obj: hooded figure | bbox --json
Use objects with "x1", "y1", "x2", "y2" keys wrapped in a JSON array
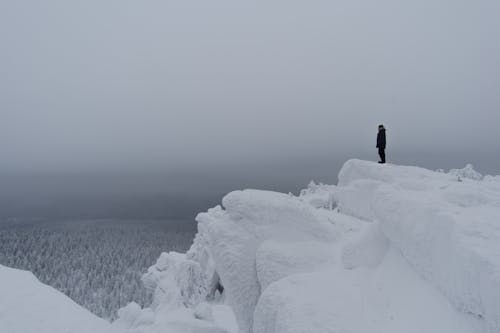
[{"x1": 376, "y1": 125, "x2": 386, "y2": 164}]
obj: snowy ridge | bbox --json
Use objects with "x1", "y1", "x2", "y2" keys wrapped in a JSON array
[
  {"x1": 115, "y1": 160, "x2": 498, "y2": 333},
  {"x1": 337, "y1": 159, "x2": 500, "y2": 331},
  {"x1": 196, "y1": 190, "x2": 339, "y2": 333},
  {"x1": 2, "y1": 160, "x2": 499, "y2": 333}
]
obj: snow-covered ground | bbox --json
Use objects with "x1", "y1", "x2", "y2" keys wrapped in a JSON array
[
  {"x1": 2, "y1": 160, "x2": 499, "y2": 333},
  {"x1": 0, "y1": 265, "x2": 111, "y2": 333}
]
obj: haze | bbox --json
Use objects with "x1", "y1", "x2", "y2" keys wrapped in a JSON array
[{"x1": 1, "y1": 1, "x2": 499, "y2": 219}]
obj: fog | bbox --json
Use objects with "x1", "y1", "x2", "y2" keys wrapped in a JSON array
[{"x1": 1, "y1": 1, "x2": 499, "y2": 220}]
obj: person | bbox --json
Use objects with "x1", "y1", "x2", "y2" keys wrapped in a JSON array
[{"x1": 376, "y1": 124, "x2": 386, "y2": 164}]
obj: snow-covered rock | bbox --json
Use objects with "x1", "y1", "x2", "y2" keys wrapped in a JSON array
[
  {"x1": 341, "y1": 221, "x2": 389, "y2": 270},
  {"x1": 12, "y1": 158, "x2": 496, "y2": 333},
  {"x1": 449, "y1": 164, "x2": 484, "y2": 181},
  {"x1": 180, "y1": 159, "x2": 499, "y2": 333},
  {"x1": 142, "y1": 251, "x2": 207, "y2": 311},
  {"x1": 337, "y1": 159, "x2": 500, "y2": 332},
  {"x1": 114, "y1": 302, "x2": 155, "y2": 330},
  {"x1": 253, "y1": 249, "x2": 481, "y2": 333},
  {"x1": 114, "y1": 300, "x2": 236, "y2": 333},
  {"x1": 256, "y1": 240, "x2": 336, "y2": 290},
  {"x1": 0, "y1": 264, "x2": 111, "y2": 333},
  {"x1": 182, "y1": 166, "x2": 497, "y2": 333},
  {"x1": 115, "y1": 249, "x2": 236, "y2": 333},
  {"x1": 196, "y1": 190, "x2": 339, "y2": 333},
  {"x1": 298, "y1": 181, "x2": 337, "y2": 210}
]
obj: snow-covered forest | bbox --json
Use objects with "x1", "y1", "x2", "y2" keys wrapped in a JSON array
[{"x1": 0, "y1": 219, "x2": 194, "y2": 319}]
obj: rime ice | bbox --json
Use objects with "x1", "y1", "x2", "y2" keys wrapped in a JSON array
[{"x1": 2, "y1": 160, "x2": 499, "y2": 333}]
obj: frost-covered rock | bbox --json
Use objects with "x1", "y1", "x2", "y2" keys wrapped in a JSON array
[
  {"x1": 253, "y1": 269, "x2": 364, "y2": 333},
  {"x1": 130, "y1": 307, "x2": 229, "y2": 333},
  {"x1": 483, "y1": 175, "x2": 499, "y2": 182},
  {"x1": 142, "y1": 251, "x2": 206, "y2": 311},
  {"x1": 186, "y1": 221, "x2": 222, "y2": 300},
  {"x1": 112, "y1": 159, "x2": 499, "y2": 333},
  {"x1": 341, "y1": 222, "x2": 389, "y2": 270},
  {"x1": 114, "y1": 302, "x2": 155, "y2": 330},
  {"x1": 196, "y1": 190, "x2": 338, "y2": 333},
  {"x1": 256, "y1": 240, "x2": 336, "y2": 290},
  {"x1": 253, "y1": 248, "x2": 481, "y2": 333},
  {"x1": 298, "y1": 181, "x2": 337, "y2": 210},
  {"x1": 337, "y1": 159, "x2": 500, "y2": 332},
  {"x1": 113, "y1": 251, "x2": 231, "y2": 333},
  {"x1": 449, "y1": 164, "x2": 483, "y2": 181},
  {"x1": 194, "y1": 302, "x2": 214, "y2": 321},
  {"x1": 114, "y1": 299, "x2": 235, "y2": 333},
  {"x1": 114, "y1": 217, "x2": 236, "y2": 333}
]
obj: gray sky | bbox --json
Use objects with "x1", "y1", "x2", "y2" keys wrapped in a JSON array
[{"x1": 2, "y1": 0, "x2": 500, "y2": 174}]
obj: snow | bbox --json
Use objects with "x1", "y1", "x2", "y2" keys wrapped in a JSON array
[
  {"x1": 449, "y1": 164, "x2": 484, "y2": 181},
  {"x1": 189, "y1": 160, "x2": 496, "y2": 333},
  {"x1": 256, "y1": 240, "x2": 337, "y2": 290},
  {"x1": 113, "y1": 249, "x2": 236, "y2": 333},
  {"x1": 340, "y1": 221, "x2": 389, "y2": 270},
  {"x1": 254, "y1": 249, "x2": 481, "y2": 333},
  {"x1": 141, "y1": 251, "x2": 207, "y2": 311},
  {"x1": 0, "y1": 264, "x2": 111, "y2": 333},
  {"x1": 337, "y1": 160, "x2": 500, "y2": 332},
  {"x1": 3, "y1": 159, "x2": 500, "y2": 333},
  {"x1": 196, "y1": 190, "x2": 338, "y2": 333}
]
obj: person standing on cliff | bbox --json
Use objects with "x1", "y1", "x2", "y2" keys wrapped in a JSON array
[{"x1": 377, "y1": 124, "x2": 386, "y2": 164}]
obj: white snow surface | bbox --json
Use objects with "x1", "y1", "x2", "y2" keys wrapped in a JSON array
[
  {"x1": 195, "y1": 190, "x2": 339, "y2": 333},
  {"x1": 336, "y1": 160, "x2": 500, "y2": 332},
  {"x1": 187, "y1": 160, "x2": 496, "y2": 333},
  {"x1": 449, "y1": 164, "x2": 484, "y2": 181},
  {"x1": 3, "y1": 159, "x2": 499, "y2": 333},
  {"x1": 0, "y1": 264, "x2": 111, "y2": 333},
  {"x1": 113, "y1": 250, "x2": 237, "y2": 333}
]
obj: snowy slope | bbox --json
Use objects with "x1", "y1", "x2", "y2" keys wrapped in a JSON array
[
  {"x1": 0, "y1": 265, "x2": 111, "y2": 333},
  {"x1": 138, "y1": 159, "x2": 496, "y2": 333}
]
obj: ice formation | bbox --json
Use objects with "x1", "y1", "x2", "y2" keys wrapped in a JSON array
[
  {"x1": 449, "y1": 164, "x2": 484, "y2": 181},
  {"x1": 133, "y1": 160, "x2": 496, "y2": 333},
  {"x1": 186, "y1": 160, "x2": 496, "y2": 333},
  {"x1": 195, "y1": 190, "x2": 339, "y2": 333},
  {"x1": 2, "y1": 160, "x2": 499, "y2": 333},
  {"x1": 337, "y1": 160, "x2": 500, "y2": 331},
  {"x1": 113, "y1": 249, "x2": 237, "y2": 333}
]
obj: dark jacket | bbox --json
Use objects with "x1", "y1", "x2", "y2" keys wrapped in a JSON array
[{"x1": 377, "y1": 129, "x2": 386, "y2": 149}]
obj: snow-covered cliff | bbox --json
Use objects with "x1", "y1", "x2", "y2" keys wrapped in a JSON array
[
  {"x1": 336, "y1": 160, "x2": 500, "y2": 331},
  {"x1": 2, "y1": 160, "x2": 499, "y2": 333},
  {"x1": 130, "y1": 160, "x2": 498, "y2": 333}
]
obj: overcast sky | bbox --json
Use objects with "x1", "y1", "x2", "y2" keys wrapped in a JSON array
[{"x1": 1, "y1": 0, "x2": 500, "y2": 174}]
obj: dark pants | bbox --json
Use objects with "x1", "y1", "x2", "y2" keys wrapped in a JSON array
[{"x1": 378, "y1": 148, "x2": 386, "y2": 163}]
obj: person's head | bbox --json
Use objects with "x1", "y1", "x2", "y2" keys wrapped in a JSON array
[{"x1": 378, "y1": 124, "x2": 385, "y2": 131}]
